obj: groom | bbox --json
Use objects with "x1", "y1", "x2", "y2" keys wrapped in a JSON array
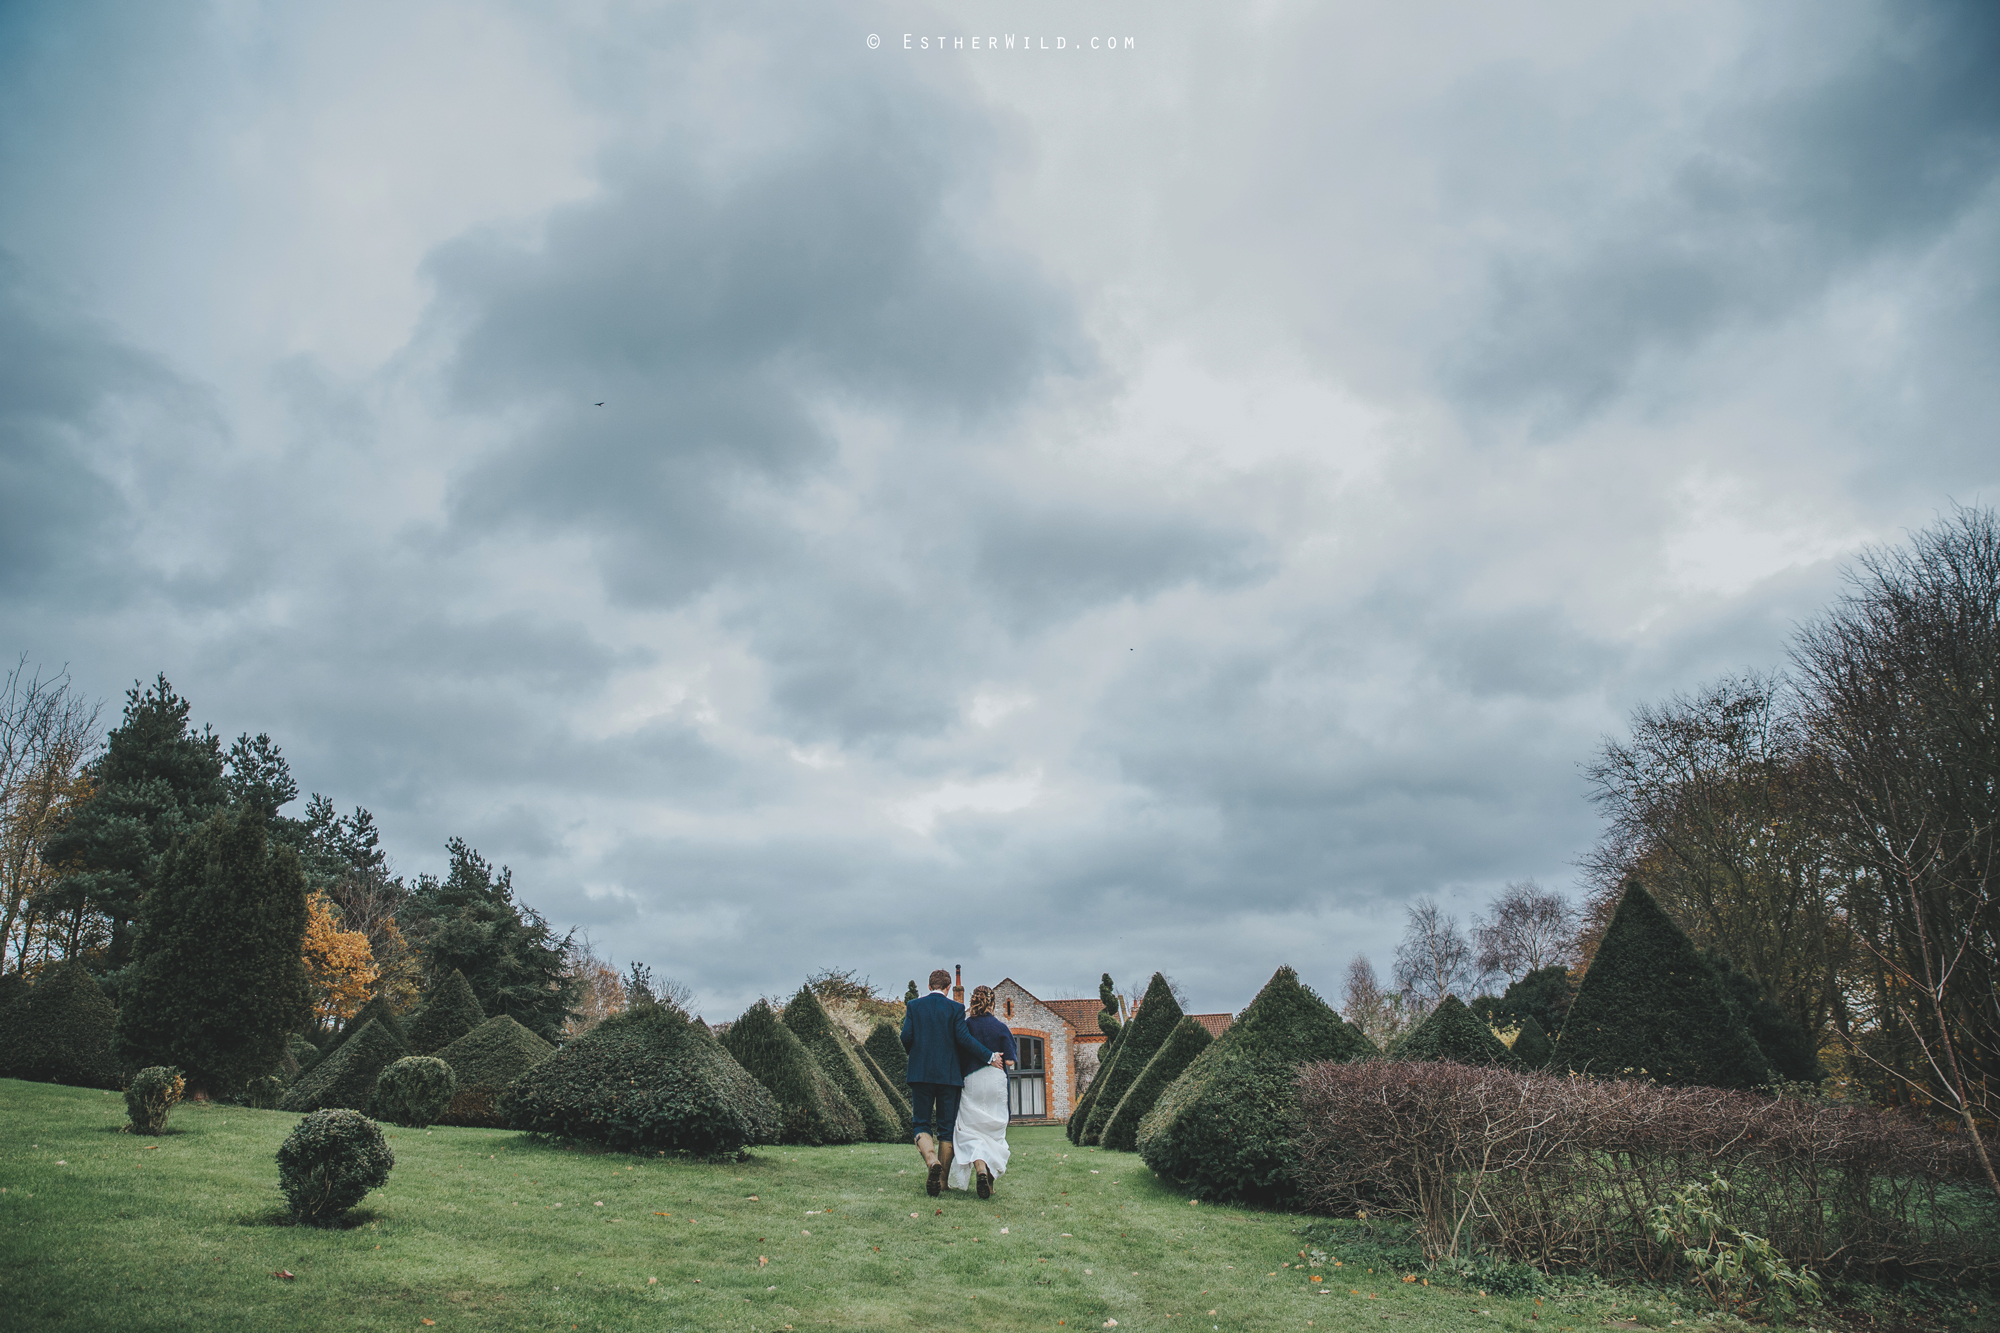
[{"x1": 901, "y1": 968, "x2": 1002, "y2": 1197}]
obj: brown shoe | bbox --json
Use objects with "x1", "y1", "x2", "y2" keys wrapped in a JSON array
[
  {"x1": 926, "y1": 1162, "x2": 944, "y2": 1197},
  {"x1": 975, "y1": 1166, "x2": 993, "y2": 1199}
]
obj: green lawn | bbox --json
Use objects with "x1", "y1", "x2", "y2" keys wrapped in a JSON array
[{"x1": 0, "y1": 1077, "x2": 1955, "y2": 1332}]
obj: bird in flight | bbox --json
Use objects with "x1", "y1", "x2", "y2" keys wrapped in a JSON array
[{"x1": 595, "y1": 401, "x2": 605, "y2": 407}]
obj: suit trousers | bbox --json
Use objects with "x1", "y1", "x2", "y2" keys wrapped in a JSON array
[{"x1": 907, "y1": 1081, "x2": 962, "y2": 1142}]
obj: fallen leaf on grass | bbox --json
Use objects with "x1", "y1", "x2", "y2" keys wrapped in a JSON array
[
  {"x1": 652, "y1": 1212, "x2": 670, "y2": 1217},
  {"x1": 999, "y1": 1227, "x2": 1009, "y2": 1234},
  {"x1": 910, "y1": 1212, "x2": 919, "y2": 1218},
  {"x1": 143, "y1": 1145, "x2": 159, "y2": 1151},
  {"x1": 273, "y1": 1271, "x2": 294, "y2": 1280},
  {"x1": 760, "y1": 1256, "x2": 768, "y2": 1265},
  {"x1": 647, "y1": 1277, "x2": 658, "y2": 1285},
  {"x1": 422, "y1": 1322, "x2": 435, "y2": 1327}
]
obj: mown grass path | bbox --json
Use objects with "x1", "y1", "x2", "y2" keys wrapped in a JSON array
[{"x1": 3, "y1": 1077, "x2": 1619, "y2": 1331}]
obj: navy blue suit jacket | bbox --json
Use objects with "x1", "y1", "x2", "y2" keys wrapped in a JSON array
[{"x1": 900, "y1": 991, "x2": 993, "y2": 1087}]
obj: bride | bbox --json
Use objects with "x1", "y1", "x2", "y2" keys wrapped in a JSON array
[{"x1": 948, "y1": 984, "x2": 1017, "y2": 1199}]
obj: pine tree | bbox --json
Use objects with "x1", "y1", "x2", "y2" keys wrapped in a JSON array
[
  {"x1": 1100, "y1": 1015, "x2": 1213, "y2": 1151},
  {"x1": 115, "y1": 806, "x2": 311, "y2": 1094},
  {"x1": 1082, "y1": 973, "x2": 1183, "y2": 1144},
  {"x1": 781, "y1": 986, "x2": 904, "y2": 1142},
  {"x1": 406, "y1": 969, "x2": 486, "y2": 1055},
  {"x1": 40, "y1": 676, "x2": 226, "y2": 971},
  {"x1": 1396, "y1": 994, "x2": 1517, "y2": 1067},
  {"x1": 399, "y1": 838, "x2": 579, "y2": 1043},
  {"x1": 720, "y1": 1000, "x2": 864, "y2": 1145},
  {"x1": 1137, "y1": 966, "x2": 1370, "y2": 1205},
  {"x1": 1559, "y1": 881, "x2": 1772, "y2": 1090}
]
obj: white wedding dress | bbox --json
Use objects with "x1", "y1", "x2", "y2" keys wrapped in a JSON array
[{"x1": 947, "y1": 1064, "x2": 1011, "y2": 1191}]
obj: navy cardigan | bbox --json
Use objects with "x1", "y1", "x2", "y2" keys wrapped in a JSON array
[{"x1": 962, "y1": 1013, "x2": 1018, "y2": 1077}]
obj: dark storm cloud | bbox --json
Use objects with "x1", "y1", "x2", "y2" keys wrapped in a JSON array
[
  {"x1": 428, "y1": 75, "x2": 1091, "y2": 609},
  {"x1": 1447, "y1": 0, "x2": 2000, "y2": 418},
  {"x1": 0, "y1": 256, "x2": 178, "y2": 604}
]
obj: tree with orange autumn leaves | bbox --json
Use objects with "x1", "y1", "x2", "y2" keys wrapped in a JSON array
[{"x1": 301, "y1": 891, "x2": 376, "y2": 1025}]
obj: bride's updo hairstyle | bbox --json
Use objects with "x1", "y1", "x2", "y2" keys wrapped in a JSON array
[{"x1": 968, "y1": 985, "x2": 996, "y2": 1019}]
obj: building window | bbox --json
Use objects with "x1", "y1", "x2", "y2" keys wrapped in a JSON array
[
  {"x1": 1004, "y1": 998, "x2": 1014, "y2": 1019},
  {"x1": 1009, "y1": 1035, "x2": 1047, "y2": 1118}
]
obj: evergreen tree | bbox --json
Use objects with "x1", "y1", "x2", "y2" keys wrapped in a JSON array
[
  {"x1": 280, "y1": 1017, "x2": 407, "y2": 1112},
  {"x1": 904, "y1": 979, "x2": 919, "y2": 1002},
  {"x1": 40, "y1": 676, "x2": 225, "y2": 971},
  {"x1": 781, "y1": 985, "x2": 904, "y2": 1142},
  {"x1": 115, "y1": 806, "x2": 311, "y2": 1095},
  {"x1": 1137, "y1": 966, "x2": 1370, "y2": 1205},
  {"x1": 1509, "y1": 1014, "x2": 1554, "y2": 1068},
  {"x1": 1100, "y1": 1015, "x2": 1213, "y2": 1152},
  {"x1": 720, "y1": 1000, "x2": 864, "y2": 1145},
  {"x1": 400, "y1": 838, "x2": 579, "y2": 1043},
  {"x1": 864, "y1": 1020, "x2": 909, "y2": 1085},
  {"x1": 1560, "y1": 881, "x2": 1772, "y2": 1090},
  {"x1": 405, "y1": 969, "x2": 486, "y2": 1055},
  {"x1": 1395, "y1": 994, "x2": 1517, "y2": 1067},
  {"x1": 1082, "y1": 973, "x2": 1183, "y2": 1145}
]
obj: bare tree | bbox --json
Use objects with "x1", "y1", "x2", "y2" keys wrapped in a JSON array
[
  {"x1": 0, "y1": 658, "x2": 102, "y2": 974},
  {"x1": 1394, "y1": 897, "x2": 1476, "y2": 1017},
  {"x1": 1342, "y1": 953, "x2": 1414, "y2": 1050},
  {"x1": 1473, "y1": 880, "x2": 1580, "y2": 986},
  {"x1": 1793, "y1": 505, "x2": 2000, "y2": 1203}
]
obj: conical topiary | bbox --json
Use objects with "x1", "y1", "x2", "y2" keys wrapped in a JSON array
[
  {"x1": 781, "y1": 986, "x2": 904, "y2": 1143},
  {"x1": 1509, "y1": 1014, "x2": 1554, "y2": 1068},
  {"x1": 5, "y1": 960, "x2": 123, "y2": 1088},
  {"x1": 719, "y1": 1000, "x2": 864, "y2": 1146},
  {"x1": 1137, "y1": 965, "x2": 1371, "y2": 1205},
  {"x1": 855, "y1": 1040, "x2": 912, "y2": 1133},
  {"x1": 1082, "y1": 973, "x2": 1184, "y2": 1145},
  {"x1": 280, "y1": 1017, "x2": 407, "y2": 1112},
  {"x1": 288, "y1": 1033, "x2": 323, "y2": 1077},
  {"x1": 1559, "y1": 881, "x2": 1771, "y2": 1090},
  {"x1": 1100, "y1": 1015, "x2": 1214, "y2": 1152},
  {"x1": 1396, "y1": 994, "x2": 1517, "y2": 1067},
  {"x1": 502, "y1": 1003, "x2": 781, "y2": 1155},
  {"x1": 405, "y1": 969, "x2": 486, "y2": 1055},
  {"x1": 435, "y1": 1014, "x2": 555, "y2": 1127},
  {"x1": 334, "y1": 994, "x2": 410, "y2": 1059},
  {"x1": 1704, "y1": 950, "x2": 1822, "y2": 1084},
  {"x1": 864, "y1": 1020, "x2": 908, "y2": 1085},
  {"x1": 1070, "y1": 1019, "x2": 1129, "y2": 1143}
]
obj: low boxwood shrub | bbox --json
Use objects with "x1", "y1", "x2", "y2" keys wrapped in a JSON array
[
  {"x1": 125, "y1": 1065, "x2": 186, "y2": 1134},
  {"x1": 502, "y1": 1004, "x2": 781, "y2": 1156},
  {"x1": 277, "y1": 1108, "x2": 394, "y2": 1226},
  {"x1": 435, "y1": 1014, "x2": 554, "y2": 1127},
  {"x1": 1136, "y1": 965, "x2": 1369, "y2": 1205},
  {"x1": 1294, "y1": 1059, "x2": 1990, "y2": 1282},
  {"x1": 369, "y1": 1056, "x2": 456, "y2": 1128},
  {"x1": 245, "y1": 1073, "x2": 287, "y2": 1109}
]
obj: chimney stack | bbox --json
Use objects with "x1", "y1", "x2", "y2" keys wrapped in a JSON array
[{"x1": 953, "y1": 964, "x2": 964, "y2": 1005}]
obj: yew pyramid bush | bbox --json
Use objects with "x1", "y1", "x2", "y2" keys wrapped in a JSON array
[
  {"x1": 1101, "y1": 1015, "x2": 1213, "y2": 1152},
  {"x1": 1397, "y1": 994, "x2": 1517, "y2": 1068},
  {"x1": 280, "y1": 1017, "x2": 406, "y2": 1112},
  {"x1": 781, "y1": 986, "x2": 904, "y2": 1143},
  {"x1": 435, "y1": 1014, "x2": 554, "y2": 1127},
  {"x1": 720, "y1": 1000, "x2": 864, "y2": 1145},
  {"x1": 1081, "y1": 973, "x2": 1183, "y2": 1145},
  {"x1": 405, "y1": 969, "x2": 485, "y2": 1056}
]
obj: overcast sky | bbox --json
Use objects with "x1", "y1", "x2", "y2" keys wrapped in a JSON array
[{"x1": 3, "y1": 0, "x2": 1996, "y2": 1018}]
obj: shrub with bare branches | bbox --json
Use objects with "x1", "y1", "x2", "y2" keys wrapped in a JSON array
[{"x1": 1294, "y1": 1060, "x2": 1996, "y2": 1283}]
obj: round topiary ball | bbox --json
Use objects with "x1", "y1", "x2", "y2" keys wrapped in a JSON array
[
  {"x1": 369, "y1": 1055, "x2": 456, "y2": 1128},
  {"x1": 277, "y1": 1108, "x2": 394, "y2": 1225},
  {"x1": 245, "y1": 1073, "x2": 287, "y2": 1109},
  {"x1": 125, "y1": 1066, "x2": 186, "y2": 1135}
]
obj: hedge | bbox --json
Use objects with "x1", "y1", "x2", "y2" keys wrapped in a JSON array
[
  {"x1": 1081, "y1": 973, "x2": 1183, "y2": 1146},
  {"x1": 781, "y1": 986, "x2": 904, "y2": 1143},
  {"x1": 405, "y1": 969, "x2": 486, "y2": 1056},
  {"x1": 502, "y1": 1003, "x2": 781, "y2": 1155},
  {"x1": 435, "y1": 1014, "x2": 555, "y2": 1127},
  {"x1": 1560, "y1": 881, "x2": 1770, "y2": 1090},
  {"x1": 1136, "y1": 965, "x2": 1369, "y2": 1205},
  {"x1": 1100, "y1": 1014, "x2": 1213, "y2": 1152},
  {"x1": 2, "y1": 960, "x2": 123, "y2": 1089},
  {"x1": 280, "y1": 1017, "x2": 406, "y2": 1113},
  {"x1": 1396, "y1": 994, "x2": 1516, "y2": 1068},
  {"x1": 719, "y1": 1000, "x2": 864, "y2": 1145},
  {"x1": 863, "y1": 1020, "x2": 908, "y2": 1086}
]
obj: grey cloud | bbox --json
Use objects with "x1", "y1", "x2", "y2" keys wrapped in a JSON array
[{"x1": 1445, "y1": 0, "x2": 2000, "y2": 419}]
